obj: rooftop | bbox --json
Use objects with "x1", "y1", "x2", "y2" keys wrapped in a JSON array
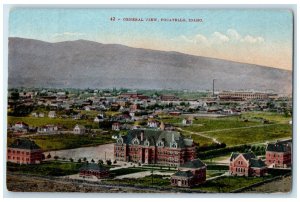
[{"x1": 8, "y1": 139, "x2": 41, "y2": 150}]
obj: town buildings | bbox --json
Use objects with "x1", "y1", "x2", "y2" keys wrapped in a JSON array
[
  {"x1": 171, "y1": 159, "x2": 206, "y2": 187},
  {"x1": 265, "y1": 139, "x2": 292, "y2": 168},
  {"x1": 218, "y1": 91, "x2": 278, "y2": 101},
  {"x1": 37, "y1": 124, "x2": 58, "y2": 134},
  {"x1": 114, "y1": 129, "x2": 196, "y2": 166},
  {"x1": 7, "y1": 139, "x2": 43, "y2": 164},
  {"x1": 229, "y1": 152, "x2": 267, "y2": 177},
  {"x1": 73, "y1": 124, "x2": 86, "y2": 135}
]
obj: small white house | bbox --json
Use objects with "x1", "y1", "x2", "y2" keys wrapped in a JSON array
[
  {"x1": 73, "y1": 124, "x2": 86, "y2": 135},
  {"x1": 182, "y1": 118, "x2": 193, "y2": 125},
  {"x1": 48, "y1": 111, "x2": 56, "y2": 118},
  {"x1": 112, "y1": 122, "x2": 120, "y2": 131},
  {"x1": 147, "y1": 120, "x2": 159, "y2": 128},
  {"x1": 38, "y1": 125, "x2": 58, "y2": 134}
]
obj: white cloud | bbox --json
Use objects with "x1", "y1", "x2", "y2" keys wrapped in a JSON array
[
  {"x1": 241, "y1": 35, "x2": 265, "y2": 44},
  {"x1": 175, "y1": 29, "x2": 264, "y2": 46},
  {"x1": 179, "y1": 35, "x2": 195, "y2": 44},
  {"x1": 211, "y1": 32, "x2": 230, "y2": 43},
  {"x1": 227, "y1": 29, "x2": 241, "y2": 40},
  {"x1": 194, "y1": 34, "x2": 208, "y2": 44}
]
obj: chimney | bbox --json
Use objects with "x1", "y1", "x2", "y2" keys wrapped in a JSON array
[
  {"x1": 141, "y1": 131, "x2": 144, "y2": 141},
  {"x1": 172, "y1": 134, "x2": 175, "y2": 142}
]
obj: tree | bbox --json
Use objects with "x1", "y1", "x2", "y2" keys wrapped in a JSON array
[
  {"x1": 106, "y1": 159, "x2": 112, "y2": 166},
  {"x1": 98, "y1": 159, "x2": 104, "y2": 165},
  {"x1": 91, "y1": 159, "x2": 95, "y2": 163},
  {"x1": 113, "y1": 160, "x2": 117, "y2": 164},
  {"x1": 47, "y1": 153, "x2": 51, "y2": 159},
  {"x1": 78, "y1": 158, "x2": 82, "y2": 163},
  {"x1": 83, "y1": 157, "x2": 87, "y2": 162},
  {"x1": 54, "y1": 156, "x2": 59, "y2": 160},
  {"x1": 69, "y1": 158, "x2": 74, "y2": 162}
]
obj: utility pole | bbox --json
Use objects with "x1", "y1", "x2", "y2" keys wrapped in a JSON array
[{"x1": 213, "y1": 79, "x2": 216, "y2": 97}]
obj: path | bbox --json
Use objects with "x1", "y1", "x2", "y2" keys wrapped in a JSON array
[
  {"x1": 177, "y1": 123, "x2": 282, "y2": 145},
  {"x1": 176, "y1": 127, "x2": 221, "y2": 144}
]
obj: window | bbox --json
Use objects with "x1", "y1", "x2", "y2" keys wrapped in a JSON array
[{"x1": 157, "y1": 141, "x2": 164, "y2": 147}]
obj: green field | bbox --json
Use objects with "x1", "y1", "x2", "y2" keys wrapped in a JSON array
[
  {"x1": 183, "y1": 117, "x2": 260, "y2": 132},
  {"x1": 8, "y1": 116, "x2": 98, "y2": 129},
  {"x1": 192, "y1": 176, "x2": 272, "y2": 192},
  {"x1": 7, "y1": 161, "x2": 83, "y2": 176},
  {"x1": 242, "y1": 112, "x2": 291, "y2": 124},
  {"x1": 206, "y1": 124, "x2": 292, "y2": 146},
  {"x1": 106, "y1": 174, "x2": 170, "y2": 187},
  {"x1": 8, "y1": 134, "x2": 114, "y2": 151},
  {"x1": 162, "y1": 112, "x2": 292, "y2": 146}
]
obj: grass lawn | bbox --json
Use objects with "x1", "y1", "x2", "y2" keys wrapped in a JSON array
[
  {"x1": 106, "y1": 174, "x2": 170, "y2": 187},
  {"x1": 183, "y1": 116, "x2": 259, "y2": 132},
  {"x1": 8, "y1": 134, "x2": 114, "y2": 151},
  {"x1": 110, "y1": 167, "x2": 147, "y2": 177},
  {"x1": 8, "y1": 116, "x2": 99, "y2": 129},
  {"x1": 206, "y1": 124, "x2": 292, "y2": 146},
  {"x1": 105, "y1": 111, "x2": 121, "y2": 116},
  {"x1": 206, "y1": 170, "x2": 225, "y2": 178},
  {"x1": 242, "y1": 112, "x2": 291, "y2": 124},
  {"x1": 7, "y1": 161, "x2": 84, "y2": 176},
  {"x1": 192, "y1": 176, "x2": 272, "y2": 192},
  {"x1": 203, "y1": 154, "x2": 231, "y2": 164},
  {"x1": 180, "y1": 130, "x2": 215, "y2": 146}
]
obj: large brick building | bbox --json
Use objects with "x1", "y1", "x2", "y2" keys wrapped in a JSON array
[
  {"x1": 7, "y1": 139, "x2": 43, "y2": 164},
  {"x1": 265, "y1": 139, "x2": 292, "y2": 168},
  {"x1": 171, "y1": 159, "x2": 206, "y2": 187},
  {"x1": 114, "y1": 129, "x2": 196, "y2": 166},
  {"x1": 229, "y1": 152, "x2": 267, "y2": 177}
]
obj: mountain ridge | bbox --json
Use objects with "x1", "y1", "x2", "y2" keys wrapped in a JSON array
[{"x1": 8, "y1": 37, "x2": 292, "y2": 93}]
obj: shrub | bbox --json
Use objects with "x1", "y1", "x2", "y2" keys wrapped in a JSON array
[{"x1": 106, "y1": 159, "x2": 112, "y2": 166}]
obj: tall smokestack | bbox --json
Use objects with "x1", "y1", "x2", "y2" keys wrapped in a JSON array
[{"x1": 213, "y1": 79, "x2": 216, "y2": 97}]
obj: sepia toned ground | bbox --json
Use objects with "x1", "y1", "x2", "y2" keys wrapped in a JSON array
[
  {"x1": 6, "y1": 173, "x2": 164, "y2": 193},
  {"x1": 241, "y1": 175, "x2": 292, "y2": 193}
]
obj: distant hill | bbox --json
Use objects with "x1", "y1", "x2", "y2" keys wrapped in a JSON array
[{"x1": 8, "y1": 37, "x2": 292, "y2": 93}]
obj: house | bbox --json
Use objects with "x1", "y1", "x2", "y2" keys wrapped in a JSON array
[
  {"x1": 94, "y1": 114, "x2": 104, "y2": 123},
  {"x1": 7, "y1": 139, "x2": 43, "y2": 164},
  {"x1": 37, "y1": 124, "x2": 58, "y2": 134},
  {"x1": 112, "y1": 122, "x2": 120, "y2": 131},
  {"x1": 182, "y1": 117, "x2": 193, "y2": 125},
  {"x1": 114, "y1": 129, "x2": 196, "y2": 166},
  {"x1": 229, "y1": 152, "x2": 267, "y2": 177},
  {"x1": 265, "y1": 139, "x2": 292, "y2": 168},
  {"x1": 73, "y1": 124, "x2": 86, "y2": 135},
  {"x1": 13, "y1": 122, "x2": 29, "y2": 130},
  {"x1": 171, "y1": 159, "x2": 206, "y2": 187},
  {"x1": 48, "y1": 111, "x2": 56, "y2": 118},
  {"x1": 79, "y1": 163, "x2": 109, "y2": 179},
  {"x1": 147, "y1": 120, "x2": 160, "y2": 128}
]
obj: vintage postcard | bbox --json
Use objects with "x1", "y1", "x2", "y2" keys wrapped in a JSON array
[{"x1": 6, "y1": 8, "x2": 293, "y2": 194}]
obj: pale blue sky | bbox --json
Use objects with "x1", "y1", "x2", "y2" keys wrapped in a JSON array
[{"x1": 9, "y1": 8, "x2": 293, "y2": 70}]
